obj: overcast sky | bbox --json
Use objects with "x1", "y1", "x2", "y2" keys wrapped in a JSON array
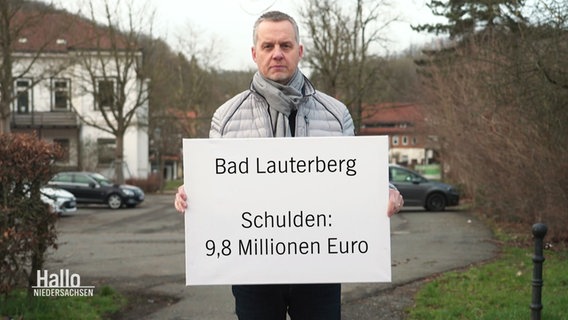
[{"x1": 53, "y1": 0, "x2": 445, "y2": 71}]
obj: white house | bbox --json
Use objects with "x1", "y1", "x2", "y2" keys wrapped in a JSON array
[{"x1": 9, "y1": 7, "x2": 149, "y2": 179}]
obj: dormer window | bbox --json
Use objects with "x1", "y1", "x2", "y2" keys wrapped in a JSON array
[{"x1": 392, "y1": 135, "x2": 399, "y2": 146}]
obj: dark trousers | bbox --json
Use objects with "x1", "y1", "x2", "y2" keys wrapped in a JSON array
[
  {"x1": 232, "y1": 283, "x2": 341, "y2": 320},
  {"x1": 233, "y1": 284, "x2": 341, "y2": 320}
]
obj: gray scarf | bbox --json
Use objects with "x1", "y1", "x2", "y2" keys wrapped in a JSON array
[{"x1": 252, "y1": 70, "x2": 305, "y2": 137}]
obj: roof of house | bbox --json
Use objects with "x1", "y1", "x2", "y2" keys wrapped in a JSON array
[
  {"x1": 359, "y1": 102, "x2": 426, "y2": 136},
  {"x1": 12, "y1": 8, "x2": 137, "y2": 53}
]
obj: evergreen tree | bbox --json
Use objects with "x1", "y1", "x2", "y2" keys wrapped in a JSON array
[{"x1": 412, "y1": 0, "x2": 527, "y2": 39}]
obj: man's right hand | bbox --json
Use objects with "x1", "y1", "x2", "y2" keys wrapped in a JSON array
[{"x1": 174, "y1": 185, "x2": 187, "y2": 213}]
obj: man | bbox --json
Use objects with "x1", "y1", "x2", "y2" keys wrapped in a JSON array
[{"x1": 174, "y1": 10, "x2": 403, "y2": 320}]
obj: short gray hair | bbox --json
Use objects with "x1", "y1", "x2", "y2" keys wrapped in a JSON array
[{"x1": 252, "y1": 11, "x2": 300, "y2": 45}]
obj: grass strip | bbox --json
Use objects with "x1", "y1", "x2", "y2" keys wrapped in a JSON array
[{"x1": 407, "y1": 246, "x2": 568, "y2": 320}]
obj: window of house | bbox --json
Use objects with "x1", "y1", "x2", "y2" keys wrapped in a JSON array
[
  {"x1": 402, "y1": 135, "x2": 409, "y2": 146},
  {"x1": 412, "y1": 137, "x2": 417, "y2": 145},
  {"x1": 15, "y1": 79, "x2": 32, "y2": 114},
  {"x1": 392, "y1": 135, "x2": 399, "y2": 146},
  {"x1": 53, "y1": 138, "x2": 70, "y2": 162},
  {"x1": 96, "y1": 79, "x2": 115, "y2": 110},
  {"x1": 52, "y1": 79, "x2": 71, "y2": 110},
  {"x1": 97, "y1": 138, "x2": 116, "y2": 165}
]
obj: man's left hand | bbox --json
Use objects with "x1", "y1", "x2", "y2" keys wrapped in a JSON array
[{"x1": 387, "y1": 189, "x2": 404, "y2": 217}]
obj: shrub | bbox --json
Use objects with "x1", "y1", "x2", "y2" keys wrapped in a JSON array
[
  {"x1": 0, "y1": 133, "x2": 62, "y2": 298},
  {"x1": 126, "y1": 173, "x2": 162, "y2": 193}
]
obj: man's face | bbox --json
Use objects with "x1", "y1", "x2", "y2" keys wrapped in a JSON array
[{"x1": 252, "y1": 20, "x2": 303, "y2": 84}]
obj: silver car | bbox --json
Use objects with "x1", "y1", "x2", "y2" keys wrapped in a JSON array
[{"x1": 40, "y1": 186, "x2": 77, "y2": 216}]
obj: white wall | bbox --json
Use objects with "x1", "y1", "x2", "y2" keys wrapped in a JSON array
[{"x1": 390, "y1": 147, "x2": 430, "y2": 165}]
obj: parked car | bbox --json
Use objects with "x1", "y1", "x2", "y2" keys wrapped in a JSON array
[
  {"x1": 389, "y1": 164, "x2": 460, "y2": 211},
  {"x1": 48, "y1": 172, "x2": 145, "y2": 209},
  {"x1": 40, "y1": 186, "x2": 77, "y2": 216}
]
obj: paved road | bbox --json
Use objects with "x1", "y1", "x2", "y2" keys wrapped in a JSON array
[{"x1": 46, "y1": 194, "x2": 497, "y2": 320}]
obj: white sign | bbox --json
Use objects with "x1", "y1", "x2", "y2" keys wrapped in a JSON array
[{"x1": 183, "y1": 136, "x2": 391, "y2": 285}]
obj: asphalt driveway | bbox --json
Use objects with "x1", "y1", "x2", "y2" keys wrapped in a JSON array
[{"x1": 46, "y1": 194, "x2": 497, "y2": 320}]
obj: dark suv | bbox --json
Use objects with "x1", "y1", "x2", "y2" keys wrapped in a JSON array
[
  {"x1": 389, "y1": 164, "x2": 460, "y2": 211},
  {"x1": 48, "y1": 171, "x2": 144, "y2": 209}
]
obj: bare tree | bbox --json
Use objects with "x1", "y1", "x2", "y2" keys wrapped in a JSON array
[
  {"x1": 0, "y1": 0, "x2": 18, "y2": 133},
  {"x1": 174, "y1": 21, "x2": 222, "y2": 72},
  {"x1": 298, "y1": 0, "x2": 398, "y2": 131},
  {"x1": 71, "y1": 0, "x2": 152, "y2": 183},
  {"x1": 416, "y1": 0, "x2": 568, "y2": 241},
  {"x1": 143, "y1": 16, "x2": 252, "y2": 184},
  {"x1": 170, "y1": 21, "x2": 233, "y2": 138},
  {"x1": 143, "y1": 22, "x2": 224, "y2": 185},
  {"x1": 300, "y1": 0, "x2": 350, "y2": 97}
]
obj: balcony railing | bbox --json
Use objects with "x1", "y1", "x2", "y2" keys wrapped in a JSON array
[{"x1": 11, "y1": 111, "x2": 79, "y2": 128}]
